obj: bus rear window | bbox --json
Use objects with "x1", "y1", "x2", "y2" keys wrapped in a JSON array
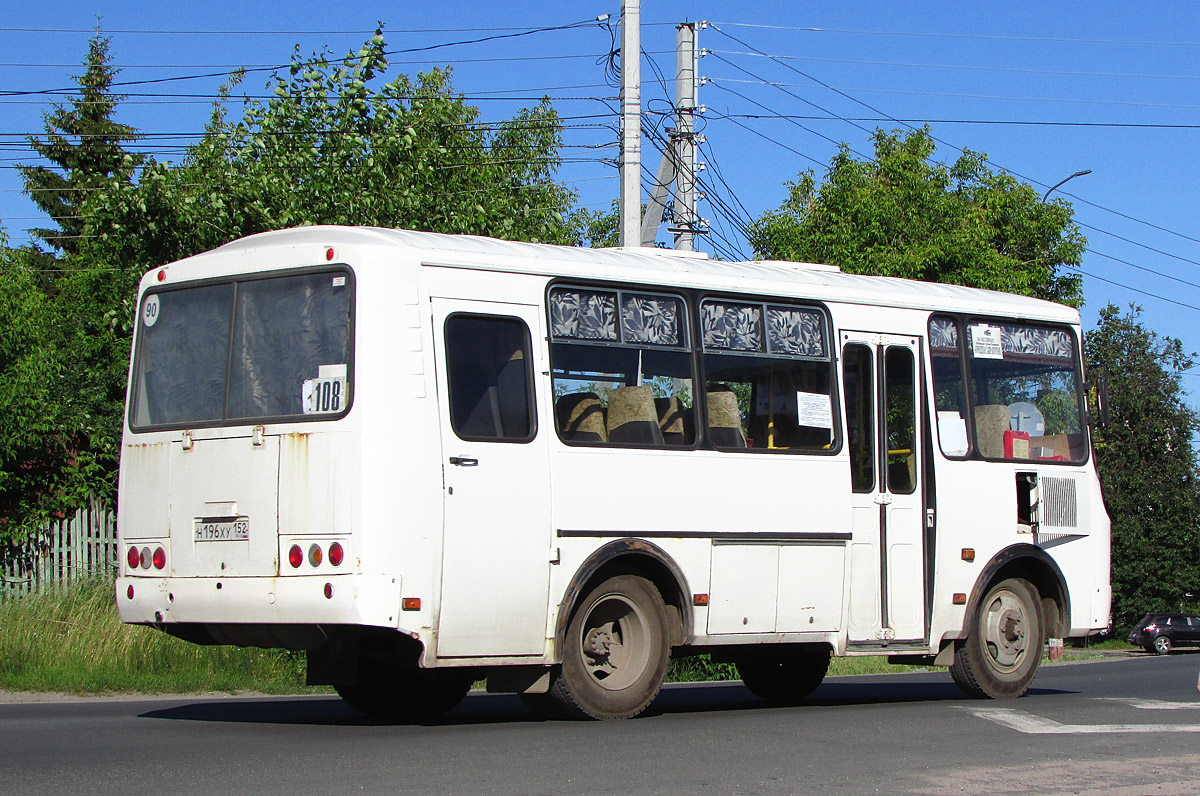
[{"x1": 130, "y1": 269, "x2": 352, "y2": 429}]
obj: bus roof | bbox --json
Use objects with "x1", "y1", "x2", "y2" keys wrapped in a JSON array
[{"x1": 207, "y1": 225, "x2": 1080, "y2": 324}]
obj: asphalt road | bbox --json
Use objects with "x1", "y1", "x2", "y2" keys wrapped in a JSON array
[{"x1": 3, "y1": 653, "x2": 1199, "y2": 796}]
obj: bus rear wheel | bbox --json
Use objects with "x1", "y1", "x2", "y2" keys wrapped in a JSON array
[
  {"x1": 950, "y1": 577, "x2": 1043, "y2": 699},
  {"x1": 737, "y1": 648, "x2": 831, "y2": 704},
  {"x1": 337, "y1": 666, "x2": 474, "y2": 720},
  {"x1": 548, "y1": 574, "x2": 670, "y2": 720}
]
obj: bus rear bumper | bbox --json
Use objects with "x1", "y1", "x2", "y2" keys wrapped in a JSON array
[{"x1": 115, "y1": 574, "x2": 404, "y2": 630}]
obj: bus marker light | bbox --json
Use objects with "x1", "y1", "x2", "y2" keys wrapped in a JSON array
[
  {"x1": 156, "y1": 269, "x2": 166, "y2": 282},
  {"x1": 153, "y1": 547, "x2": 167, "y2": 570},
  {"x1": 328, "y1": 542, "x2": 344, "y2": 567},
  {"x1": 402, "y1": 597, "x2": 421, "y2": 611},
  {"x1": 308, "y1": 544, "x2": 323, "y2": 567},
  {"x1": 127, "y1": 546, "x2": 141, "y2": 570},
  {"x1": 952, "y1": 593, "x2": 967, "y2": 605},
  {"x1": 693, "y1": 594, "x2": 710, "y2": 606},
  {"x1": 961, "y1": 548, "x2": 975, "y2": 562},
  {"x1": 325, "y1": 248, "x2": 335, "y2": 261},
  {"x1": 127, "y1": 585, "x2": 134, "y2": 600},
  {"x1": 324, "y1": 583, "x2": 333, "y2": 599},
  {"x1": 288, "y1": 545, "x2": 303, "y2": 569}
]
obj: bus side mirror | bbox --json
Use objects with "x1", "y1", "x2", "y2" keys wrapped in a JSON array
[{"x1": 1086, "y1": 376, "x2": 1110, "y2": 428}]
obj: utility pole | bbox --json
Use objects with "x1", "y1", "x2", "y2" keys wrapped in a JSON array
[
  {"x1": 618, "y1": 0, "x2": 641, "y2": 247},
  {"x1": 638, "y1": 21, "x2": 705, "y2": 249},
  {"x1": 671, "y1": 22, "x2": 697, "y2": 251}
]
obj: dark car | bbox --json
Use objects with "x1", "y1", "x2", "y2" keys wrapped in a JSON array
[{"x1": 1129, "y1": 613, "x2": 1200, "y2": 654}]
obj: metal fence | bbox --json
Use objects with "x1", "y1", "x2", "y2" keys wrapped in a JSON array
[{"x1": 1, "y1": 502, "x2": 117, "y2": 597}]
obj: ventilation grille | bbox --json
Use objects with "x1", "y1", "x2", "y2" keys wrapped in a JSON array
[{"x1": 1039, "y1": 477, "x2": 1078, "y2": 529}]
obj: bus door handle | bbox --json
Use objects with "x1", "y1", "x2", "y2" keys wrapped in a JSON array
[{"x1": 449, "y1": 456, "x2": 479, "y2": 467}]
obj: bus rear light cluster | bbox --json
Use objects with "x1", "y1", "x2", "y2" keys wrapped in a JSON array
[
  {"x1": 287, "y1": 541, "x2": 345, "y2": 571},
  {"x1": 126, "y1": 545, "x2": 166, "y2": 572}
]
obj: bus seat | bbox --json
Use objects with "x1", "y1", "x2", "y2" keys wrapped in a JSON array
[
  {"x1": 608, "y1": 385, "x2": 664, "y2": 445},
  {"x1": 975, "y1": 404, "x2": 1009, "y2": 458},
  {"x1": 655, "y1": 396, "x2": 691, "y2": 445},
  {"x1": 556, "y1": 392, "x2": 607, "y2": 442},
  {"x1": 706, "y1": 385, "x2": 747, "y2": 448}
]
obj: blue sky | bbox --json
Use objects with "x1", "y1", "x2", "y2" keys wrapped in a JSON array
[{"x1": 2, "y1": 2, "x2": 1198, "y2": 400}]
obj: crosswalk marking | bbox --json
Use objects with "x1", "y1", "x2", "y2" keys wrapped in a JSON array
[
  {"x1": 960, "y1": 706, "x2": 1200, "y2": 734},
  {"x1": 1097, "y1": 697, "x2": 1200, "y2": 711}
]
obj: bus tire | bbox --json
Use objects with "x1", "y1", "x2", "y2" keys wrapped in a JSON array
[
  {"x1": 949, "y1": 577, "x2": 1043, "y2": 699},
  {"x1": 737, "y1": 648, "x2": 831, "y2": 704},
  {"x1": 548, "y1": 574, "x2": 670, "y2": 720},
  {"x1": 336, "y1": 667, "x2": 474, "y2": 720}
]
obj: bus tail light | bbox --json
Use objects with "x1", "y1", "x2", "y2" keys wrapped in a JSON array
[
  {"x1": 152, "y1": 547, "x2": 167, "y2": 570},
  {"x1": 127, "y1": 546, "x2": 141, "y2": 570},
  {"x1": 288, "y1": 545, "x2": 303, "y2": 569},
  {"x1": 324, "y1": 583, "x2": 334, "y2": 599},
  {"x1": 328, "y1": 542, "x2": 344, "y2": 567},
  {"x1": 308, "y1": 544, "x2": 323, "y2": 567},
  {"x1": 140, "y1": 547, "x2": 152, "y2": 569}
]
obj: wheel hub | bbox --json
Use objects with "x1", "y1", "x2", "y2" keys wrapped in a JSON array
[
  {"x1": 584, "y1": 623, "x2": 618, "y2": 670},
  {"x1": 984, "y1": 591, "x2": 1028, "y2": 670},
  {"x1": 577, "y1": 594, "x2": 650, "y2": 691}
]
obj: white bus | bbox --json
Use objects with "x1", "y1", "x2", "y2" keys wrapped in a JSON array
[{"x1": 117, "y1": 226, "x2": 1111, "y2": 720}]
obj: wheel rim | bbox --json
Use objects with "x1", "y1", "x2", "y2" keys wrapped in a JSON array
[
  {"x1": 982, "y1": 587, "x2": 1030, "y2": 672},
  {"x1": 1155, "y1": 636, "x2": 1171, "y2": 653},
  {"x1": 577, "y1": 592, "x2": 651, "y2": 691}
]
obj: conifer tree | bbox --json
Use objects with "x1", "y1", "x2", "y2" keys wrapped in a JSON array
[{"x1": 18, "y1": 28, "x2": 142, "y2": 258}]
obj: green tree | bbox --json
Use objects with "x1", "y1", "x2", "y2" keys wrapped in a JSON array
[
  {"x1": 747, "y1": 127, "x2": 1085, "y2": 306},
  {"x1": 1085, "y1": 305, "x2": 1200, "y2": 630},
  {"x1": 0, "y1": 235, "x2": 106, "y2": 541},
  {"x1": 17, "y1": 30, "x2": 142, "y2": 261},
  {"x1": 4, "y1": 29, "x2": 591, "y2": 538},
  {"x1": 82, "y1": 29, "x2": 583, "y2": 275}
]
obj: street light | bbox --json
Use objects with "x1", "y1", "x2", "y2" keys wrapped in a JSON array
[{"x1": 1042, "y1": 169, "x2": 1092, "y2": 202}]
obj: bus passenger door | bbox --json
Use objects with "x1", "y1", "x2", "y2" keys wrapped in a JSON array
[
  {"x1": 430, "y1": 299, "x2": 552, "y2": 658},
  {"x1": 843, "y1": 332, "x2": 928, "y2": 646}
]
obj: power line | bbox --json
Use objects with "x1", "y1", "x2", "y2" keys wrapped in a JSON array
[
  {"x1": 1080, "y1": 268, "x2": 1200, "y2": 312},
  {"x1": 0, "y1": 21, "x2": 612, "y2": 35},
  {"x1": 703, "y1": 76, "x2": 1200, "y2": 110},
  {"x1": 707, "y1": 25, "x2": 1200, "y2": 256},
  {"x1": 1, "y1": 18, "x2": 612, "y2": 98},
  {"x1": 705, "y1": 22, "x2": 1200, "y2": 47},
  {"x1": 704, "y1": 49, "x2": 1200, "y2": 82},
  {"x1": 705, "y1": 111, "x2": 1200, "y2": 130}
]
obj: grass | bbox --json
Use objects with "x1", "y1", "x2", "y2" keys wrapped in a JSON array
[
  {"x1": 0, "y1": 578, "x2": 310, "y2": 695},
  {"x1": 0, "y1": 578, "x2": 1138, "y2": 695}
]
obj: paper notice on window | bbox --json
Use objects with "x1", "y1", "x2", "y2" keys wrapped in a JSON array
[
  {"x1": 318, "y1": 363, "x2": 347, "y2": 379},
  {"x1": 937, "y1": 411, "x2": 969, "y2": 456},
  {"x1": 796, "y1": 391, "x2": 833, "y2": 429},
  {"x1": 970, "y1": 324, "x2": 1004, "y2": 359}
]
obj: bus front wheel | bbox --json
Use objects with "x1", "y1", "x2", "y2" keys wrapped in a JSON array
[
  {"x1": 737, "y1": 648, "x2": 831, "y2": 704},
  {"x1": 950, "y1": 577, "x2": 1044, "y2": 699},
  {"x1": 548, "y1": 574, "x2": 670, "y2": 720}
]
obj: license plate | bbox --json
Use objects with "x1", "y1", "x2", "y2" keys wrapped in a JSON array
[{"x1": 194, "y1": 517, "x2": 250, "y2": 542}]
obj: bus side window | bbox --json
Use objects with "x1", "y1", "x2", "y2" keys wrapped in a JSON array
[
  {"x1": 700, "y1": 299, "x2": 834, "y2": 452},
  {"x1": 842, "y1": 344, "x2": 874, "y2": 492},
  {"x1": 445, "y1": 315, "x2": 535, "y2": 442},
  {"x1": 548, "y1": 287, "x2": 694, "y2": 448}
]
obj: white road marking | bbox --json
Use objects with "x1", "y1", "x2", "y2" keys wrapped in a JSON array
[
  {"x1": 960, "y1": 706, "x2": 1200, "y2": 734},
  {"x1": 1097, "y1": 697, "x2": 1200, "y2": 710}
]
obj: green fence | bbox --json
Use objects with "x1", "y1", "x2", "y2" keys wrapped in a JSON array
[{"x1": 1, "y1": 502, "x2": 117, "y2": 597}]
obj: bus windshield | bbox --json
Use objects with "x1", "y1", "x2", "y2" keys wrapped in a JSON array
[
  {"x1": 129, "y1": 269, "x2": 352, "y2": 429},
  {"x1": 930, "y1": 316, "x2": 1085, "y2": 462}
]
